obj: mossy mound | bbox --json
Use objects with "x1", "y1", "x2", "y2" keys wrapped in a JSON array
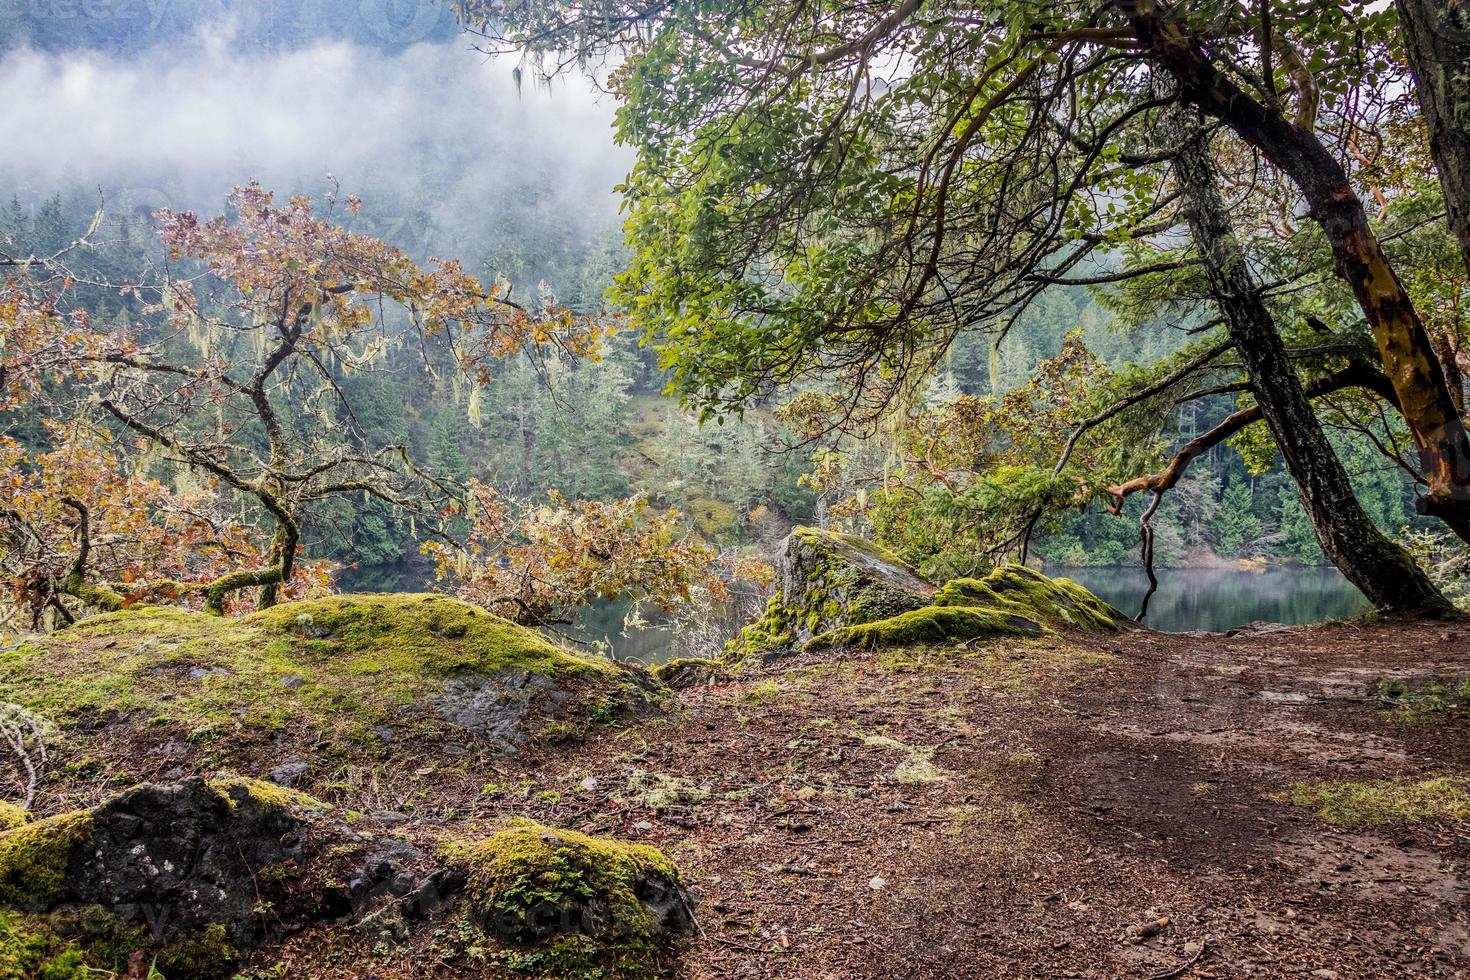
[
  {"x1": 0, "y1": 776, "x2": 323, "y2": 980},
  {"x1": 931, "y1": 566, "x2": 1127, "y2": 632},
  {"x1": 726, "y1": 527, "x2": 934, "y2": 662},
  {"x1": 0, "y1": 594, "x2": 663, "y2": 786},
  {"x1": 809, "y1": 565, "x2": 1126, "y2": 652},
  {"x1": 445, "y1": 819, "x2": 695, "y2": 977}
]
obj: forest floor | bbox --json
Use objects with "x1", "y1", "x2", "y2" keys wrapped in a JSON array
[{"x1": 256, "y1": 614, "x2": 1470, "y2": 979}]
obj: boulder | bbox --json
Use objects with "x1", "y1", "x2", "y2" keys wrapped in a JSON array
[
  {"x1": 0, "y1": 776, "x2": 324, "y2": 978},
  {"x1": 727, "y1": 528, "x2": 934, "y2": 660},
  {"x1": 727, "y1": 528, "x2": 1128, "y2": 659},
  {"x1": 447, "y1": 819, "x2": 695, "y2": 973}
]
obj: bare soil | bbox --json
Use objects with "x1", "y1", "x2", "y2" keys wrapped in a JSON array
[{"x1": 255, "y1": 617, "x2": 1470, "y2": 978}]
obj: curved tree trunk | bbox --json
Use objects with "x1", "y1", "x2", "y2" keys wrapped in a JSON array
[
  {"x1": 1120, "y1": 1, "x2": 1470, "y2": 539},
  {"x1": 1398, "y1": 0, "x2": 1470, "y2": 279},
  {"x1": 1174, "y1": 116, "x2": 1452, "y2": 615}
]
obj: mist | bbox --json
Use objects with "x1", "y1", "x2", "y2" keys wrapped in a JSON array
[{"x1": 0, "y1": 25, "x2": 631, "y2": 266}]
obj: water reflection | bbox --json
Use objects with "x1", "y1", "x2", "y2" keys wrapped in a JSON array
[{"x1": 1060, "y1": 565, "x2": 1371, "y2": 633}]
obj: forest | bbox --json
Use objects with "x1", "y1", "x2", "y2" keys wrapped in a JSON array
[{"x1": 1, "y1": 0, "x2": 1470, "y2": 978}]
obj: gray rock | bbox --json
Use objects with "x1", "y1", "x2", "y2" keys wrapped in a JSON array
[
  {"x1": 269, "y1": 755, "x2": 310, "y2": 787},
  {"x1": 280, "y1": 674, "x2": 307, "y2": 689},
  {"x1": 430, "y1": 669, "x2": 559, "y2": 743},
  {"x1": 13, "y1": 777, "x2": 308, "y2": 951}
]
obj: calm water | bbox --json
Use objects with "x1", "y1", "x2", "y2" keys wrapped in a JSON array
[
  {"x1": 1061, "y1": 565, "x2": 1371, "y2": 633},
  {"x1": 559, "y1": 566, "x2": 1371, "y2": 661}
]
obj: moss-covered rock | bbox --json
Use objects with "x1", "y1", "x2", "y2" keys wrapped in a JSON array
[
  {"x1": 0, "y1": 594, "x2": 664, "y2": 786},
  {"x1": 808, "y1": 565, "x2": 1126, "y2": 652},
  {"x1": 726, "y1": 528, "x2": 934, "y2": 662},
  {"x1": 0, "y1": 776, "x2": 322, "y2": 979},
  {"x1": 726, "y1": 529, "x2": 1126, "y2": 658},
  {"x1": 445, "y1": 819, "x2": 694, "y2": 977}
]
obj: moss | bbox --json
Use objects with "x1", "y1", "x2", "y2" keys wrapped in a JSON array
[
  {"x1": 210, "y1": 776, "x2": 328, "y2": 815},
  {"x1": 804, "y1": 565, "x2": 1122, "y2": 654},
  {"x1": 862, "y1": 734, "x2": 946, "y2": 784},
  {"x1": 790, "y1": 527, "x2": 914, "y2": 571},
  {"x1": 933, "y1": 565, "x2": 1125, "y2": 632},
  {"x1": 0, "y1": 594, "x2": 645, "y2": 776},
  {"x1": 150, "y1": 922, "x2": 239, "y2": 980},
  {"x1": 445, "y1": 819, "x2": 684, "y2": 976},
  {"x1": 625, "y1": 772, "x2": 708, "y2": 809},
  {"x1": 807, "y1": 605, "x2": 1041, "y2": 652},
  {"x1": 684, "y1": 495, "x2": 740, "y2": 539},
  {"x1": 0, "y1": 810, "x2": 94, "y2": 910},
  {"x1": 0, "y1": 914, "x2": 92, "y2": 980},
  {"x1": 1286, "y1": 776, "x2": 1470, "y2": 827},
  {"x1": 723, "y1": 595, "x2": 797, "y2": 664},
  {"x1": 0, "y1": 805, "x2": 27, "y2": 833}
]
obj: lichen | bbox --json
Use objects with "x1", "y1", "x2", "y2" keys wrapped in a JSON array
[
  {"x1": 1286, "y1": 776, "x2": 1470, "y2": 827},
  {"x1": 0, "y1": 810, "x2": 94, "y2": 910},
  {"x1": 445, "y1": 819, "x2": 687, "y2": 977}
]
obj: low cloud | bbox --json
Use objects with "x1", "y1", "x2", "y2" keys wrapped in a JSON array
[{"x1": 0, "y1": 26, "x2": 631, "y2": 261}]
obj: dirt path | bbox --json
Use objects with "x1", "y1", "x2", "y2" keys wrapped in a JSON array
[{"x1": 267, "y1": 618, "x2": 1470, "y2": 978}]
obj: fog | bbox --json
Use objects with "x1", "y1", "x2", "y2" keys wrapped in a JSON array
[{"x1": 0, "y1": 23, "x2": 631, "y2": 263}]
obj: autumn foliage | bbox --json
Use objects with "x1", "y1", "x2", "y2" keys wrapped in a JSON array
[{"x1": 427, "y1": 484, "x2": 771, "y2": 627}]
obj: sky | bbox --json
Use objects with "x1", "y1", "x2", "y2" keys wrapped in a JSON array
[{"x1": 0, "y1": 7, "x2": 632, "y2": 264}]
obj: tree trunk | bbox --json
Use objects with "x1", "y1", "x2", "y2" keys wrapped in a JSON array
[
  {"x1": 1119, "y1": 2, "x2": 1470, "y2": 538},
  {"x1": 1397, "y1": 0, "x2": 1470, "y2": 279},
  {"x1": 1174, "y1": 116, "x2": 1452, "y2": 615}
]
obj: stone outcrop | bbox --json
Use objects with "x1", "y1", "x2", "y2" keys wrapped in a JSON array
[
  {"x1": 0, "y1": 776, "x2": 324, "y2": 978},
  {"x1": 0, "y1": 594, "x2": 667, "y2": 794},
  {"x1": 727, "y1": 527, "x2": 1128, "y2": 659}
]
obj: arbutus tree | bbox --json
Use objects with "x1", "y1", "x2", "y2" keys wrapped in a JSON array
[
  {"x1": 464, "y1": 0, "x2": 1469, "y2": 612},
  {"x1": 1, "y1": 183, "x2": 601, "y2": 621}
]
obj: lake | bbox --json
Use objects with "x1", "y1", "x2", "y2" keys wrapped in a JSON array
[
  {"x1": 561, "y1": 565, "x2": 1372, "y2": 663},
  {"x1": 1060, "y1": 565, "x2": 1372, "y2": 633}
]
